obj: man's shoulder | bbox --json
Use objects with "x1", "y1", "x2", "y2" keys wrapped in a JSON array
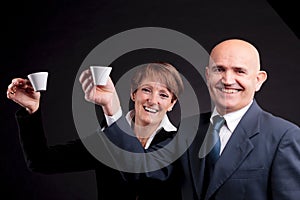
[
  {"x1": 248, "y1": 100, "x2": 299, "y2": 130},
  {"x1": 259, "y1": 109, "x2": 300, "y2": 133}
]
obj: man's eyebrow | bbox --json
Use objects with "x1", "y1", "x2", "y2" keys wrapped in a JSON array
[{"x1": 232, "y1": 66, "x2": 248, "y2": 71}]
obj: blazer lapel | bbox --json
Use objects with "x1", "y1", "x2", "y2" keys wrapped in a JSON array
[
  {"x1": 205, "y1": 101, "x2": 262, "y2": 199},
  {"x1": 189, "y1": 138, "x2": 206, "y2": 200},
  {"x1": 188, "y1": 113, "x2": 211, "y2": 200}
]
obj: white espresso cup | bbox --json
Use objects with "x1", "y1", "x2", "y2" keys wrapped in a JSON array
[
  {"x1": 27, "y1": 72, "x2": 49, "y2": 92},
  {"x1": 90, "y1": 66, "x2": 112, "y2": 85}
]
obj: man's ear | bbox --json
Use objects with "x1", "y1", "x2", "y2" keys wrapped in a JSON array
[
  {"x1": 255, "y1": 70, "x2": 267, "y2": 91},
  {"x1": 205, "y1": 66, "x2": 210, "y2": 84}
]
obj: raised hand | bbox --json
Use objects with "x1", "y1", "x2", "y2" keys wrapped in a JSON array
[
  {"x1": 79, "y1": 69, "x2": 120, "y2": 116},
  {"x1": 7, "y1": 78, "x2": 40, "y2": 114}
]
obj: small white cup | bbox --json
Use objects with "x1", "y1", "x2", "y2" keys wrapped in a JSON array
[
  {"x1": 90, "y1": 66, "x2": 112, "y2": 85},
  {"x1": 27, "y1": 72, "x2": 49, "y2": 92}
]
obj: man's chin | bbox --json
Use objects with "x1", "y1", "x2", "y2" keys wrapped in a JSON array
[{"x1": 215, "y1": 103, "x2": 235, "y2": 114}]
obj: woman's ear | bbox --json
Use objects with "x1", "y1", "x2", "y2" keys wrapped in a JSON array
[
  {"x1": 168, "y1": 99, "x2": 177, "y2": 112},
  {"x1": 131, "y1": 92, "x2": 136, "y2": 101}
]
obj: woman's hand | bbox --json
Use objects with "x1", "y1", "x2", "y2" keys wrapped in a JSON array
[
  {"x1": 7, "y1": 78, "x2": 40, "y2": 114},
  {"x1": 79, "y1": 69, "x2": 120, "y2": 116}
]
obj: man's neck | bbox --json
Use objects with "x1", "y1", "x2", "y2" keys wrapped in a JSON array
[{"x1": 216, "y1": 100, "x2": 254, "y2": 116}]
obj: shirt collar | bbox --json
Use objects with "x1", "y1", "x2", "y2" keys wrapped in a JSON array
[
  {"x1": 211, "y1": 100, "x2": 253, "y2": 133},
  {"x1": 125, "y1": 110, "x2": 177, "y2": 149},
  {"x1": 125, "y1": 110, "x2": 177, "y2": 132}
]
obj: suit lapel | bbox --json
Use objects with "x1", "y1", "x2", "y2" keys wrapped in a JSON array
[
  {"x1": 188, "y1": 113, "x2": 211, "y2": 200},
  {"x1": 205, "y1": 126, "x2": 254, "y2": 199},
  {"x1": 205, "y1": 101, "x2": 262, "y2": 199},
  {"x1": 189, "y1": 137, "x2": 206, "y2": 200}
]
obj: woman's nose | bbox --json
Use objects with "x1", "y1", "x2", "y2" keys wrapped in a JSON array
[{"x1": 147, "y1": 93, "x2": 159, "y2": 104}]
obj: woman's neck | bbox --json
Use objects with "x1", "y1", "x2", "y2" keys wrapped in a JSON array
[{"x1": 134, "y1": 123, "x2": 158, "y2": 147}]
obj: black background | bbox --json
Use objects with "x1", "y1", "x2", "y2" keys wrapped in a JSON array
[{"x1": 1, "y1": 0, "x2": 299, "y2": 199}]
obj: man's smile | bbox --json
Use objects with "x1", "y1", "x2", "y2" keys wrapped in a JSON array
[{"x1": 220, "y1": 88, "x2": 242, "y2": 94}]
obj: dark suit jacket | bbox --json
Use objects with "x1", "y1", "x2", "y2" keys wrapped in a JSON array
[
  {"x1": 105, "y1": 100, "x2": 300, "y2": 200},
  {"x1": 183, "y1": 100, "x2": 300, "y2": 200},
  {"x1": 15, "y1": 108, "x2": 182, "y2": 200}
]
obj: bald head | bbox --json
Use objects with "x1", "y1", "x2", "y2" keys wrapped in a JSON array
[{"x1": 209, "y1": 39, "x2": 261, "y2": 71}]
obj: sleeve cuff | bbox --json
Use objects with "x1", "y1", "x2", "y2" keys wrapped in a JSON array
[{"x1": 104, "y1": 107, "x2": 122, "y2": 126}]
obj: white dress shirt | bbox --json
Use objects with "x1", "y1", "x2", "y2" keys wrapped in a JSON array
[
  {"x1": 211, "y1": 100, "x2": 253, "y2": 155},
  {"x1": 104, "y1": 108, "x2": 177, "y2": 149}
]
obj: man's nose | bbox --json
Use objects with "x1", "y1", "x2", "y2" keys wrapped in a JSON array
[{"x1": 222, "y1": 71, "x2": 235, "y2": 85}]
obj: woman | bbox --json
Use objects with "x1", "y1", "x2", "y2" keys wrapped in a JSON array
[
  {"x1": 80, "y1": 62, "x2": 184, "y2": 148},
  {"x1": 7, "y1": 62, "x2": 184, "y2": 200}
]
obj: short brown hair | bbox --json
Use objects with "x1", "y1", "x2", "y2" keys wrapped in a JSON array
[{"x1": 130, "y1": 62, "x2": 184, "y2": 101}]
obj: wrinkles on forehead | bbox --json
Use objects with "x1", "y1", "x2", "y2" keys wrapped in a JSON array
[{"x1": 209, "y1": 39, "x2": 261, "y2": 72}]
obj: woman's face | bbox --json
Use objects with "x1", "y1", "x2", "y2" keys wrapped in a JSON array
[{"x1": 131, "y1": 80, "x2": 176, "y2": 127}]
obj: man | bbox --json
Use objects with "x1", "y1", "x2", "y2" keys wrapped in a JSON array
[
  {"x1": 103, "y1": 39, "x2": 300, "y2": 199},
  {"x1": 184, "y1": 38, "x2": 300, "y2": 199}
]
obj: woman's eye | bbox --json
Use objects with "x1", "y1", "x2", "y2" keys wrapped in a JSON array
[
  {"x1": 141, "y1": 88, "x2": 151, "y2": 93},
  {"x1": 160, "y1": 93, "x2": 169, "y2": 99}
]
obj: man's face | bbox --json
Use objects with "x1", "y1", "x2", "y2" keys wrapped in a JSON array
[{"x1": 205, "y1": 40, "x2": 267, "y2": 115}]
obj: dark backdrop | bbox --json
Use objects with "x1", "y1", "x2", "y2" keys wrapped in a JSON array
[{"x1": 1, "y1": 0, "x2": 299, "y2": 199}]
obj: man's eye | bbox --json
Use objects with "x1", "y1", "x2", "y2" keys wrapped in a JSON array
[
  {"x1": 236, "y1": 69, "x2": 245, "y2": 74},
  {"x1": 213, "y1": 67, "x2": 224, "y2": 72}
]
